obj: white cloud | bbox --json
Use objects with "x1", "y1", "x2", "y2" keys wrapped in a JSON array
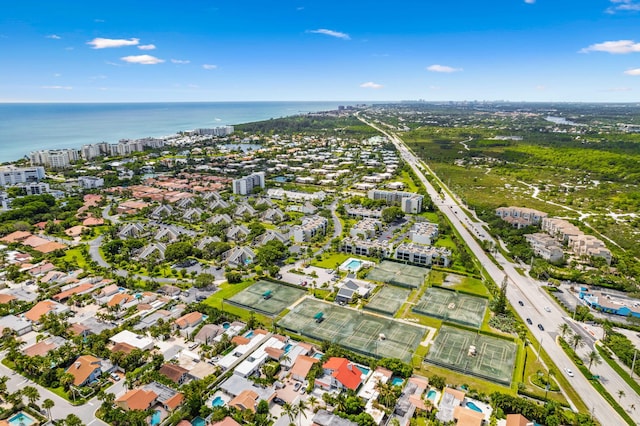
[
  {"x1": 580, "y1": 40, "x2": 640, "y2": 54},
  {"x1": 202, "y1": 64, "x2": 218, "y2": 70},
  {"x1": 307, "y1": 29, "x2": 350, "y2": 40},
  {"x1": 41, "y1": 85, "x2": 72, "y2": 90},
  {"x1": 120, "y1": 55, "x2": 164, "y2": 65},
  {"x1": 524, "y1": 0, "x2": 535, "y2": 3},
  {"x1": 535, "y1": 85, "x2": 546, "y2": 91},
  {"x1": 171, "y1": 59, "x2": 190, "y2": 64},
  {"x1": 188, "y1": 84, "x2": 199, "y2": 88},
  {"x1": 607, "y1": 0, "x2": 640, "y2": 13},
  {"x1": 624, "y1": 68, "x2": 640, "y2": 75},
  {"x1": 426, "y1": 64, "x2": 462, "y2": 73},
  {"x1": 138, "y1": 44, "x2": 156, "y2": 50},
  {"x1": 46, "y1": 34, "x2": 61, "y2": 39},
  {"x1": 360, "y1": 81, "x2": 383, "y2": 89},
  {"x1": 53, "y1": 73, "x2": 61, "y2": 77},
  {"x1": 88, "y1": 37, "x2": 139, "y2": 49}
]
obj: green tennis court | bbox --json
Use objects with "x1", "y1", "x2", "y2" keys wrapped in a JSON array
[
  {"x1": 425, "y1": 325, "x2": 516, "y2": 386},
  {"x1": 366, "y1": 260, "x2": 429, "y2": 288},
  {"x1": 226, "y1": 280, "x2": 306, "y2": 316},
  {"x1": 364, "y1": 285, "x2": 410, "y2": 316},
  {"x1": 278, "y1": 298, "x2": 426, "y2": 362},
  {"x1": 412, "y1": 287, "x2": 487, "y2": 328}
]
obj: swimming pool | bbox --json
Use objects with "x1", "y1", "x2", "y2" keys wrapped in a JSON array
[
  {"x1": 284, "y1": 344, "x2": 292, "y2": 353},
  {"x1": 427, "y1": 389, "x2": 437, "y2": 401},
  {"x1": 8, "y1": 413, "x2": 35, "y2": 426},
  {"x1": 150, "y1": 410, "x2": 162, "y2": 426},
  {"x1": 313, "y1": 352, "x2": 323, "y2": 359},
  {"x1": 346, "y1": 259, "x2": 362, "y2": 270},
  {"x1": 358, "y1": 365, "x2": 370, "y2": 376},
  {"x1": 339, "y1": 258, "x2": 366, "y2": 272},
  {"x1": 391, "y1": 377, "x2": 404, "y2": 386},
  {"x1": 212, "y1": 396, "x2": 225, "y2": 407},
  {"x1": 245, "y1": 330, "x2": 254, "y2": 338},
  {"x1": 191, "y1": 417, "x2": 206, "y2": 426},
  {"x1": 466, "y1": 401, "x2": 483, "y2": 413},
  {"x1": 222, "y1": 322, "x2": 230, "y2": 329}
]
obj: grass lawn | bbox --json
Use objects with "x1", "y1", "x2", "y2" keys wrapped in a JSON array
[
  {"x1": 450, "y1": 276, "x2": 490, "y2": 297},
  {"x1": 434, "y1": 235, "x2": 457, "y2": 250},
  {"x1": 416, "y1": 362, "x2": 513, "y2": 396},
  {"x1": 203, "y1": 279, "x2": 272, "y2": 325},
  {"x1": 63, "y1": 247, "x2": 89, "y2": 269},
  {"x1": 312, "y1": 252, "x2": 355, "y2": 269},
  {"x1": 398, "y1": 170, "x2": 420, "y2": 192},
  {"x1": 521, "y1": 345, "x2": 568, "y2": 405}
]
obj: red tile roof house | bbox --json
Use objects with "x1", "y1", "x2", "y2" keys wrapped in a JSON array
[
  {"x1": 316, "y1": 357, "x2": 363, "y2": 391},
  {"x1": 116, "y1": 388, "x2": 158, "y2": 411},
  {"x1": 159, "y1": 364, "x2": 191, "y2": 385},
  {"x1": 66, "y1": 355, "x2": 103, "y2": 386}
]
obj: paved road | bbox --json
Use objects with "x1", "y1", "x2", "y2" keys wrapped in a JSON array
[{"x1": 358, "y1": 114, "x2": 627, "y2": 425}]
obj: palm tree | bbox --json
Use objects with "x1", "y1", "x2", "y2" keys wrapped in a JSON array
[
  {"x1": 587, "y1": 350, "x2": 602, "y2": 369},
  {"x1": 42, "y1": 398, "x2": 55, "y2": 421},
  {"x1": 558, "y1": 323, "x2": 570, "y2": 340},
  {"x1": 281, "y1": 402, "x2": 298, "y2": 426},
  {"x1": 22, "y1": 386, "x2": 40, "y2": 406},
  {"x1": 296, "y1": 399, "x2": 308, "y2": 426},
  {"x1": 63, "y1": 413, "x2": 83, "y2": 426},
  {"x1": 307, "y1": 395, "x2": 319, "y2": 413},
  {"x1": 570, "y1": 333, "x2": 584, "y2": 351},
  {"x1": 618, "y1": 390, "x2": 626, "y2": 403}
]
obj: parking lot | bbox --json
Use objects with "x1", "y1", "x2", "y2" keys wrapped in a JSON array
[{"x1": 279, "y1": 263, "x2": 336, "y2": 290}]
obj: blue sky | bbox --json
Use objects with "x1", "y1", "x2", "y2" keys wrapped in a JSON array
[{"x1": 3, "y1": 0, "x2": 640, "y2": 102}]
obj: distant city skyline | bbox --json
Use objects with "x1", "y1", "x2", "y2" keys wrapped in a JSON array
[{"x1": 3, "y1": 0, "x2": 640, "y2": 102}]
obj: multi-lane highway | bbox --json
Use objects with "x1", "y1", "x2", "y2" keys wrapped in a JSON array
[{"x1": 358, "y1": 114, "x2": 631, "y2": 425}]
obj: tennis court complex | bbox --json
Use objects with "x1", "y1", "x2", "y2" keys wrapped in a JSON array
[
  {"x1": 426, "y1": 326, "x2": 516, "y2": 385},
  {"x1": 366, "y1": 260, "x2": 428, "y2": 288},
  {"x1": 413, "y1": 287, "x2": 487, "y2": 328},
  {"x1": 278, "y1": 298, "x2": 426, "y2": 362},
  {"x1": 364, "y1": 285, "x2": 410, "y2": 316},
  {"x1": 225, "y1": 280, "x2": 306, "y2": 316}
]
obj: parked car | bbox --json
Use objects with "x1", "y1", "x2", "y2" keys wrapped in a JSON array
[
  {"x1": 518, "y1": 300, "x2": 524, "y2": 306},
  {"x1": 526, "y1": 318, "x2": 533, "y2": 325},
  {"x1": 565, "y1": 368, "x2": 574, "y2": 377},
  {"x1": 537, "y1": 324, "x2": 545, "y2": 331},
  {"x1": 273, "y1": 397, "x2": 285, "y2": 406},
  {"x1": 293, "y1": 382, "x2": 302, "y2": 392}
]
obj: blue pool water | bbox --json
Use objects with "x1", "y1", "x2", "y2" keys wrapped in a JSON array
[
  {"x1": 284, "y1": 344, "x2": 292, "y2": 353},
  {"x1": 150, "y1": 410, "x2": 162, "y2": 426},
  {"x1": 212, "y1": 396, "x2": 225, "y2": 407},
  {"x1": 427, "y1": 389, "x2": 437, "y2": 401},
  {"x1": 345, "y1": 259, "x2": 362, "y2": 270},
  {"x1": 8, "y1": 413, "x2": 35, "y2": 426},
  {"x1": 245, "y1": 331, "x2": 254, "y2": 338},
  {"x1": 466, "y1": 401, "x2": 483, "y2": 413},
  {"x1": 192, "y1": 417, "x2": 206, "y2": 426},
  {"x1": 313, "y1": 352, "x2": 323, "y2": 359},
  {"x1": 358, "y1": 366, "x2": 370, "y2": 376},
  {"x1": 222, "y1": 322, "x2": 230, "y2": 329},
  {"x1": 391, "y1": 377, "x2": 404, "y2": 386}
]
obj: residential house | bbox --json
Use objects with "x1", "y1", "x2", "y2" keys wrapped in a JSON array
[
  {"x1": 24, "y1": 300, "x2": 69, "y2": 326},
  {"x1": 211, "y1": 418, "x2": 241, "y2": 426},
  {"x1": 253, "y1": 229, "x2": 289, "y2": 247},
  {"x1": 154, "y1": 227, "x2": 181, "y2": 243},
  {"x1": 150, "y1": 205, "x2": 174, "y2": 220},
  {"x1": 110, "y1": 330, "x2": 155, "y2": 351},
  {"x1": 0, "y1": 315, "x2": 32, "y2": 336},
  {"x1": 208, "y1": 213, "x2": 233, "y2": 225},
  {"x1": 116, "y1": 388, "x2": 158, "y2": 411},
  {"x1": 316, "y1": 357, "x2": 363, "y2": 391},
  {"x1": 495, "y1": 206, "x2": 547, "y2": 228},
  {"x1": 138, "y1": 242, "x2": 167, "y2": 261},
  {"x1": 118, "y1": 222, "x2": 146, "y2": 239},
  {"x1": 367, "y1": 190, "x2": 423, "y2": 214},
  {"x1": 66, "y1": 355, "x2": 103, "y2": 386},
  {"x1": 197, "y1": 235, "x2": 222, "y2": 250},
  {"x1": 261, "y1": 208, "x2": 286, "y2": 224},
  {"x1": 505, "y1": 414, "x2": 533, "y2": 426},
  {"x1": 234, "y1": 203, "x2": 257, "y2": 218},
  {"x1": 194, "y1": 324, "x2": 224, "y2": 345},
  {"x1": 436, "y1": 387, "x2": 466, "y2": 423},
  {"x1": 453, "y1": 406, "x2": 484, "y2": 426},
  {"x1": 290, "y1": 355, "x2": 319, "y2": 382},
  {"x1": 229, "y1": 390, "x2": 260, "y2": 412},
  {"x1": 174, "y1": 312, "x2": 203, "y2": 337},
  {"x1": 182, "y1": 208, "x2": 204, "y2": 221},
  {"x1": 350, "y1": 219, "x2": 382, "y2": 239},
  {"x1": 159, "y1": 364, "x2": 190, "y2": 385},
  {"x1": 222, "y1": 246, "x2": 256, "y2": 267},
  {"x1": 226, "y1": 225, "x2": 250, "y2": 242},
  {"x1": 311, "y1": 410, "x2": 358, "y2": 426},
  {"x1": 23, "y1": 336, "x2": 67, "y2": 358},
  {"x1": 525, "y1": 233, "x2": 564, "y2": 263}
]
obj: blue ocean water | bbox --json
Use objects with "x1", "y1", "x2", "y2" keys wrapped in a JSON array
[{"x1": 0, "y1": 101, "x2": 345, "y2": 163}]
